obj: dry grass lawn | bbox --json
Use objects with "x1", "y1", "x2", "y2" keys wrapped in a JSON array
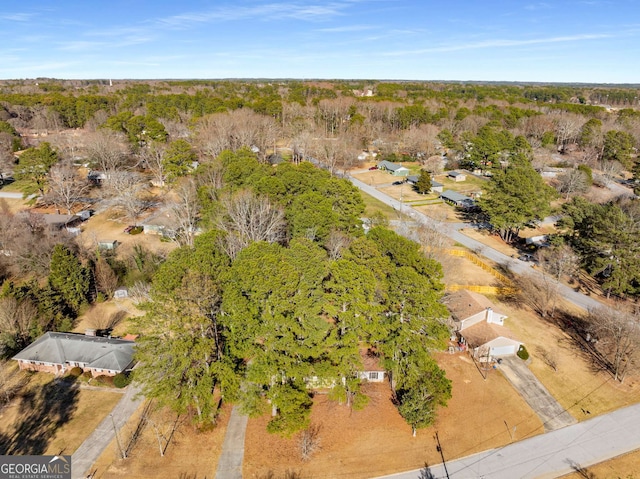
[
  {"x1": 0, "y1": 366, "x2": 122, "y2": 457},
  {"x1": 500, "y1": 300, "x2": 640, "y2": 419},
  {"x1": 242, "y1": 353, "x2": 543, "y2": 479},
  {"x1": 560, "y1": 449, "x2": 640, "y2": 479},
  {"x1": 76, "y1": 210, "x2": 177, "y2": 261},
  {"x1": 91, "y1": 401, "x2": 232, "y2": 479}
]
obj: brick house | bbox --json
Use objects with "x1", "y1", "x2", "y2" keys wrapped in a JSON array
[{"x1": 12, "y1": 332, "x2": 136, "y2": 377}]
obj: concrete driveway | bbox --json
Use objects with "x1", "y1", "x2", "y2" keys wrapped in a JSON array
[
  {"x1": 71, "y1": 384, "x2": 145, "y2": 479},
  {"x1": 498, "y1": 357, "x2": 576, "y2": 432},
  {"x1": 214, "y1": 406, "x2": 248, "y2": 479}
]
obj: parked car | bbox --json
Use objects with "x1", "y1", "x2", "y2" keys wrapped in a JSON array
[
  {"x1": 392, "y1": 180, "x2": 405, "y2": 185},
  {"x1": 518, "y1": 254, "x2": 536, "y2": 263},
  {"x1": 368, "y1": 166, "x2": 378, "y2": 170},
  {"x1": 124, "y1": 225, "x2": 135, "y2": 234}
]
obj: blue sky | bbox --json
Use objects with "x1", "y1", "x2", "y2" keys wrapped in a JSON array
[{"x1": 1, "y1": 0, "x2": 638, "y2": 82}]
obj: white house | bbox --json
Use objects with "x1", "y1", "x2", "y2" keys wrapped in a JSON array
[{"x1": 445, "y1": 290, "x2": 523, "y2": 360}]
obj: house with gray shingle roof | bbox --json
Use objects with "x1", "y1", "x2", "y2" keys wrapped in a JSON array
[
  {"x1": 440, "y1": 190, "x2": 475, "y2": 208},
  {"x1": 12, "y1": 332, "x2": 135, "y2": 377},
  {"x1": 377, "y1": 160, "x2": 410, "y2": 177}
]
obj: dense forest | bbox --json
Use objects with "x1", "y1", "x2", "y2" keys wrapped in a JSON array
[{"x1": 0, "y1": 78, "x2": 639, "y2": 432}]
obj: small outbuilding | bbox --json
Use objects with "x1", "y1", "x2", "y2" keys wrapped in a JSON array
[
  {"x1": 97, "y1": 240, "x2": 118, "y2": 251},
  {"x1": 447, "y1": 170, "x2": 467, "y2": 182}
]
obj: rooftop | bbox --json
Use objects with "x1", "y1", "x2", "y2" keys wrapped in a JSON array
[{"x1": 13, "y1": 332, "x2": 135, "y2": 372}]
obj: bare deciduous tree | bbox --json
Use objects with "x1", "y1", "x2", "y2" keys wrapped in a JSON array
[
  {"x1": 217, "y1": 190, "x2": 286, "y2": 258},
  {"x1": 553, "y1": 112, "x2": 583, "y2": 153},
  {"x1": 536, "y1": 244, "x2": 580, "y2": 283},
  {"x1": 94, "y1": 256, "x2": 118, "y2": 297},
  {"x1": 556, "y1": 169, "x2": 589, "y2": 199},
  {"x1": 139, "y1": 143, "x2": 167, "y2": 187},
  {"x1": 401, "y1": 124, "x2": 439, "y2": 162},
  {"x1": 194, "y1": 109, "x2": 279, "y2": 161},
  {"x1": 0, "y1": 211, "x2": 75, "y2": 275},
  {"x1": 129, "y1": 281, "x2": 152, "y2": 305},
  {"x1": 411, "y1": 218, "x2": 453, "y2": 260},
  {"x1": 597, "y1": 160, "x2": 623, "y2": 186},
  {"x1": 115, "y1": 179, "x2": 149, "y2": 226},
  {"x1": 0, "y1": 297, "x2": 38, "y2": 348},
  {"x1": 535, "y1": 346, "x2": 559, "y2": 372},
  {"x1": 45, "y1": 164, "x2": 91, "y2": 214},
  {"x1": 516, "y1": 272, "x2": 560, "y2": 319},
  {"x1": 298, "y1": 424, "x2": 321, "y2": 461},
  {"x1": 585, "y1": 304, "x2": 640, "y2": 382},
  {"x1": 324, "y1": 229, "x2": 352, "y2": 260},
  {"x1": 168, "y1": 179, "x2": 201, "y2": 247},
  {"x1": 85, "y1": 130, "x2": 130, "y2": 182}
]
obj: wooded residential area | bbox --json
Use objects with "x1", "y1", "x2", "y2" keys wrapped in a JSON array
[{"x1": 0, "y1": 78, "x2": 639, "y2": 476}]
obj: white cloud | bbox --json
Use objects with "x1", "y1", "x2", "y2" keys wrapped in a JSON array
[
  {"x1": 316, "y1": 24, "x2": 375, "y2": 33},
  {"x1": 382, "y1": 33, "x2": 614, "y2": 56},
  {"x1": 0, "y1": 12, "x2": 36, "y2": 22},
  {"x1": 155, "y1": 1, "x2": 356, "y2": 29}
]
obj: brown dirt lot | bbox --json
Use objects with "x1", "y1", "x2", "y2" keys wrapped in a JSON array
[
  {"x1": 91, "y1": 401, "x2": 232, "y2": 479},
  {"x1": 243, "y1": 353, "x2": 543, "y2": 479}
]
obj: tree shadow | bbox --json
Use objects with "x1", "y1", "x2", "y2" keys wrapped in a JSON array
[
  {"x1": 565, "y1": 459, "x2": 597, "y2": 479},
  {"x1": 554, "y1": 310, "x2": 611, "y2": 376},
  {"x1": 418, "y1": 463, "x2": 436, "y2": 479},
  {"x1": 0, "y1": 375, "x2": 80, "y2": 455}
]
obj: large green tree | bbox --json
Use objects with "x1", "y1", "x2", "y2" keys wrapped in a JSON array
[
  {"x1": 14, "y1": 142, "x2": 58, "y2": 195},
  {"x1": 602, "y1": 130, "x2": 636, "y2": 168},
  {"x1": 48, "y1": 244, "x2": 89, "y2": 314},
  {"x1": 561, "y1": 197, "x2": 640, "y2": 297},
  {"x1": 479, "y1": 161, "x2": 556, "y2": 242}
]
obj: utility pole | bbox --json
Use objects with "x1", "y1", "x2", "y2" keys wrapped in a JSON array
[
  {"x1": 110, "y1": 413, "x2": 126, "y2": 459},
  {"x1": 434, "y1": 431, "x2": 450, "y2": 479}
]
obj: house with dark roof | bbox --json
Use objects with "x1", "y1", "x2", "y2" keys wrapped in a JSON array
[
  {"x1": 12, "y1": 332, "x2": 136, "y2": 377},
  {"x1": 445, "y1": 290, "x2": 523, "y2": 360},
  {"x1": 440, "y1": 190, "x2": 475, "y2": 208},
  {"x1": 377, "y1": 160, "x2": 410, "y2": 177},
  {"x1": 407, "y1": 176, "x2": 444, "y2": 193}
]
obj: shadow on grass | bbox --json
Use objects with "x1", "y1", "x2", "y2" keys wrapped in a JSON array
[{"x1": 0, "y1": 375, "x2": 80, "y2": 455}]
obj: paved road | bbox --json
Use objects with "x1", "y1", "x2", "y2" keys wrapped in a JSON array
[
  {"x1": 214, "y1": 406, "x2": 249, "y2": 479},
  {"x1": 499, "y1": 357, "x2": 576, "y2": 432},
  {"x1": 0, "y1": 191, "x2": 29, "y2": 199},
  {"x1": 377, "y1": 402, "x2": 640, "y2": 479},
  {"x1": 347, "y1": 175, "x2": 607, "y2": 313},
  {"x1": 71, "y1": 384, "x2": 145, "y2": 479}
]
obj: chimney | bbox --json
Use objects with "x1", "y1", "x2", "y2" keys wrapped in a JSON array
[{"x1": 486, "y1": 307, "x2": 493, "y2": 323}]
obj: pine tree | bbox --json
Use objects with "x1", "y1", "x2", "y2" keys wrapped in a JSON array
[
  {"x1": 48, "y1": 245, "x2": 89, "y2": 314},
  {"x1": 414, "y1": 170, "x2": 432, "y2": 194}
]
